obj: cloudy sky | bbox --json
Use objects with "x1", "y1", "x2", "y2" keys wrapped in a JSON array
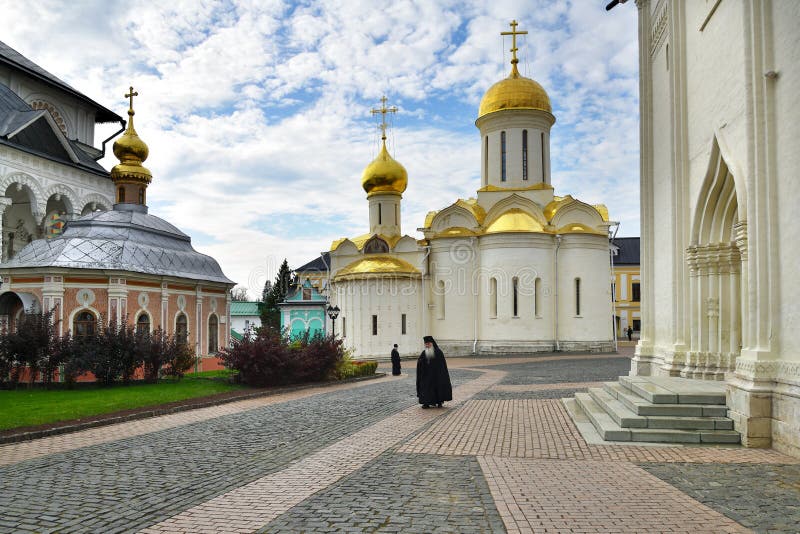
[{"x1": 2, "y1": 0, "x2": 640, "y2": 298}]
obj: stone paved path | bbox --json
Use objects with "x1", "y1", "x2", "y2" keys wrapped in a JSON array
[{"x1": 0, "y1": 351, "x2": 798, "y2": 533}]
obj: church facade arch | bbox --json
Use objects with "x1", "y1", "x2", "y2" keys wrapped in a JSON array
[
  {"x1": 44, "y1": 184, "x2": 80, "y2": 216},
  {"x1": 1, "y1": 172, "x2": 46, "y2": 215},
  {"x1": 430, "y1": 204, "x2": 481, "y2": 233},
  {"x1": 80, "y1": 193, "x2": 112, "y2": 214},
  {"x1": 549, "y1": 198, "x2": 605, "y2": 230},
  {"x1": 683, "y1": 136, "x2": 744, "y2": 380},
  {"x1": 483, "y1": 194, "x2": 546, "y2": 228},
  {"x1": 27, "y1": 97, "x2": 73, "y2": 137}
]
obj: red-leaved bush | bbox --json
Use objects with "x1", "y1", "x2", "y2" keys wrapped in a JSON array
[{"x1": 219, "y1": 330, "x2": 344, "y2": 387}]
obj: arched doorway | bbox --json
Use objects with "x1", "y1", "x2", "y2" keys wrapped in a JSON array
[
  {"x1": 3, "y1": 183, "x2": 41, "y2": 261},
  {"x1": 0, "y1": 292, "x2": 42, "y2": 333},
  {"x1": 685, "y1": 139, "x2": 744, "y2": 379}
]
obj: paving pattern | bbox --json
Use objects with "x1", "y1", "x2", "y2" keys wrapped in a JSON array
[
  {"x1": 0, "y1": 352, "x2": 798, "y2": 533},
  {"x1": 640, "y1": 463, "x2": 800, "y2": 533}
]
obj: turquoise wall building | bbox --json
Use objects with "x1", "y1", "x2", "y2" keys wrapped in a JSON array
[{"x1": 278, "y1": 279, "x2": 327, "y2": 339}]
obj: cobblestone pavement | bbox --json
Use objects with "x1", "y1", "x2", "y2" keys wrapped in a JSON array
[
  {"x1": 1, "y1": 352, "x2": 799, "y2": 533},
  {"x1": 640, "y1": 463, "x2": 800, "y2": 533}
]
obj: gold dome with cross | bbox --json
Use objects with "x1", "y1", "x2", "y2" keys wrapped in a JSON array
[
  {"x1": 478, "y1": 20, "x2": 552, "y2": 118},
  {"x1": 361, "y1": 96, "x2": 408, "y2": 196}
]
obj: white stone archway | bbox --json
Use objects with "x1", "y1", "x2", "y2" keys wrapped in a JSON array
[{"x1": 683, "y1": 137, "x2": 744, "y2": 380}]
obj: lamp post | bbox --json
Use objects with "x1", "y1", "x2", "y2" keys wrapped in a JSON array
[{"x1": 326, "y1": 304, "x2": 340, "y2": 337}]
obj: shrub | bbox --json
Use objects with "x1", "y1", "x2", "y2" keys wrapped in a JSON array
[
  {"x1": 336, "y1": 359, "x2": 378, "y2": 380},
  {"x1": 4, "y1": 310, "x2": 59, "y2": 386},
  {"x1": 220, "y1": 330, "x2": 345, "y2": 387}
]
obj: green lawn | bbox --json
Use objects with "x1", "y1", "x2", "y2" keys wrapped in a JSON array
[{"x1": 0, "y1": 378, "x2": 245, "y2": 431}]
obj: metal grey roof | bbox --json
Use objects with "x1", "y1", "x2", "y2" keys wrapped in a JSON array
[
  {"x1": 296, "y1": 252, "x2": 330, "y2": 273},
  {"x1": 0, "y1": 83, "x2": 107, "y2": 174},
  {"x1": 0, "y1": 40, "x2": 122, "y2": 123},
  {"x1": 2, "y1": 204, "x2": 234, "y2": 284},
  {"x1": 612, "y1": 237, "x2": 640, "y2": 265}
]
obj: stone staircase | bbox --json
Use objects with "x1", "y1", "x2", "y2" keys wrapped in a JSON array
[{"x1": 565, "y1": 376, "x2": 741, "y2": 444}]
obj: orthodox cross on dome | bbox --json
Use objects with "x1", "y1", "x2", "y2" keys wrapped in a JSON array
[
  {"x1": 370, "y1": 95, "x2": 397, "y2": 141},
  {"x1": 125, "y1": 86, "x2": 138, "y2": 116},
  {"x1": 501, "y1": 19, "x2": 528, "y2": 66}
]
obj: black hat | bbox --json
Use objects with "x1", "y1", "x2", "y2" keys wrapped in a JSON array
[
  {"x1": 423, "y1": 336, "x2": 434, "y2": 343},
  {"x1": 393, "y1": 344, "x2": 398, "y2": 347}
]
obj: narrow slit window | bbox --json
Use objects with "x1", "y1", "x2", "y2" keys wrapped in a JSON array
[
  {"x1": 522, "y1": 130, "x2": 528, "y2": 180},
  {"x1": 378, "y1": 203, "x2": 382, "y2": 225},
  {"x1": 513, "y1": 277, "x2": 519, "y2": 316},
  {"x1": 540, "y1": 132, "x2": 546, "y2": 181},
  {"x1": 372, "y1": 315, "x2": 378, "y2": 336},
  {"x1": 500, "y1": 131, "x2": 507, "y2": 181},
  {"x1": 342, "y1": 317, "x2": 346, "y2": 337},
  {"x1": 401, "y1": 313, "x2": 406, "y2": 335},
  {"x1": 118, "y1": 187, "x2": 125, "y2": 203},
  {"x1": 575, "y1": 278, "x2": 581, "y2": 316},
  {"x1": 490, "y1": 278, "x2": 498, "y2": 317},
  {"x1": 484, "y1": 136, "x2": 488, "y2": 184},
  {"x1": 534, "y1": 277, "x2": 541, "y2": 316}
]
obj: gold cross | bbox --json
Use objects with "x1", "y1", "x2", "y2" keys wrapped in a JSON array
[
  {"x1": 125, "y1": 86, "x2": 138, "y2": 113},
  {"x1": 370, "y1": 95, "x2": 397, "y2": 140},
  {"x1": 501, "y1": 19, "x2": 528, "y2": 65}
]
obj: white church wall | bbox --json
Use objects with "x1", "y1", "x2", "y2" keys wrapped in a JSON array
[
  {"x1": 556, "y1": 235, "x2": 613, "y2": 350},
  {"x1": 334, "y1": 276, "x2": 422, "y2": 360},
  {"x1": 427, "y1": 239, "x2": 478, "y2": 353}
]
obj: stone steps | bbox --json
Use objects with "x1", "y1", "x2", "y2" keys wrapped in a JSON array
[{"x1": 566, "y1": 376, "x2": 740, "y2": 445}]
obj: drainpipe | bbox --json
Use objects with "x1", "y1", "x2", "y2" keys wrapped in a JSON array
[
  {"x1": 471, "y1": 237, "x2": 478, "y2": 354},
  {"x1": 554, "y1": 234, "x2": 562, "y2": 351},
  {"x1": 608, "y1": 222, "x2": 620, "y2": 352},
  {"x1": 94, "y1": 119, "x2": 126, "y2": 161}
]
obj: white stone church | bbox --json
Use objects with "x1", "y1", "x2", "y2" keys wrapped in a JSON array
[
  {"x1": 630, "y1": 0, "x2": 799, "y2": 455},
  {"x1": 327, "y1": 24, "x2": 615, "y2": 360}
]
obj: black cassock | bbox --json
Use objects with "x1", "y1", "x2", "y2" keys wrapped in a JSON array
[
  {"x1": 391, "y1": 348, "x2": 401, "y2": 376},
  {"x1": 416, "y1": 346, "x2": 453, "y2": 405}
]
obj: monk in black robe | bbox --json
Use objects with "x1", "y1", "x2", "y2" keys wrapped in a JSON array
[
  {"x1": 390, "y1": 344, "x2": 401, "y2": 376},
  {"x1": 416, "y1": 336, "x2": 452, "y2": 408}
]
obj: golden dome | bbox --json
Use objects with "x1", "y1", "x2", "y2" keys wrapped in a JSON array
[
  {"x1": 478, "y1": 64, "x2": 551, "y2": 118},
  {"x1": 111, "y1": 87, "x2": 152, "y2": 186},
  {"x1": 485, "y1": 208, "x2": 545, "y2": 234},
  {"x1": 361, "y1": 140, "x2": 408, "y2": 196},
  {"x1": 334, "y1": 255, "x2": 420, "y2": 280}
]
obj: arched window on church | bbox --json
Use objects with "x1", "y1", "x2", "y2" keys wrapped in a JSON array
[
  {"x1": 136, "y1": 312, "x2": 150, "y2": 335},
  {"x1": 500, "y1": 131, "x2": 507, "y2": 181},
  {"x1": 138, "y1": 187, "x2": 145, "y2": 204},
  {"x1": 512, "y1": 277, "x2": 519, "y2": 317},
  {"x1": 522, "y1": 130, "x2": 528, "y2": 181},
  {"x1": 208, "y1": 314, "x2": 218, "y2": 354},
  {"x1": 118, "y1": 187, "x2": 125, "y2": 203},
  {"x1": 575, "y1": 278, "x2": 581, "y2": 316},
  {"x1": 73, "y1": 310, "x2": 96, "y2": 340},
  {"x1": 534, "y1": 277, "x2": 542, "y2": 317},
  {"x1": 490, "y1": 277, "x2": 498, "y2": 317},
  {"x1": 176, "y1": 313, "x2": 188, "y2": 345}
]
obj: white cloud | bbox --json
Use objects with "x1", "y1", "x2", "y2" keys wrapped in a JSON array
[{"x1": 1, "y1": 0, "x2": 641, "y2": 296}]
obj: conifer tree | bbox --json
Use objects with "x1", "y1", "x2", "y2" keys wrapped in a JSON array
[{"x1": 261, "y1": 259, "x2": 295, "y2": 331}]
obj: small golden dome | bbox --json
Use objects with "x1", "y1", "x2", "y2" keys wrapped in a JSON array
[
  {"x1": 111, "y1": 87, "x2": 152, "y2": 186},
  {"x1": 478, "y1": 64, "x2": 552, "y2": 118},
  {"x1": 361, "y1": 140, "x2": 408, "y2": 196}
]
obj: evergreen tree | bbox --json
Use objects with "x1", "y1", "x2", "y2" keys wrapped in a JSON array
[{"x1": 261, "y1": 259, "x2": 295, "y2": 330}]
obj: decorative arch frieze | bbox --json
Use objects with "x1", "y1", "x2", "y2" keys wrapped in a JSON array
[
  {"x1": 28, "y1": 99, "x2": 71, "y2": 136},
  {"x1": 0, "y1": 172, "x2": 46, "y2": 216},
  {"x1": 80, "y1": 193, "x2": 113, "y2": 214},
  {"x1": 44, "y1": 184, "x2": 80, "y2": 215}
]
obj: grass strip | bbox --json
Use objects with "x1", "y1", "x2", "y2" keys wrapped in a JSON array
[{"x1": 0, "y1": 378, "x2": 244, "y2": 431}]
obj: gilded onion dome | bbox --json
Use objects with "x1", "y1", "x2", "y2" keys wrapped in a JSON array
[
  {"x1": 111, "y1": 86, "x2": 152, "y2": 186},
  {"x1": 478, "y1": 20, "x2": 551, "y2": 118},
  {"x1": 361, "y1": 138, "x2": 408, "y2": 196}
]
